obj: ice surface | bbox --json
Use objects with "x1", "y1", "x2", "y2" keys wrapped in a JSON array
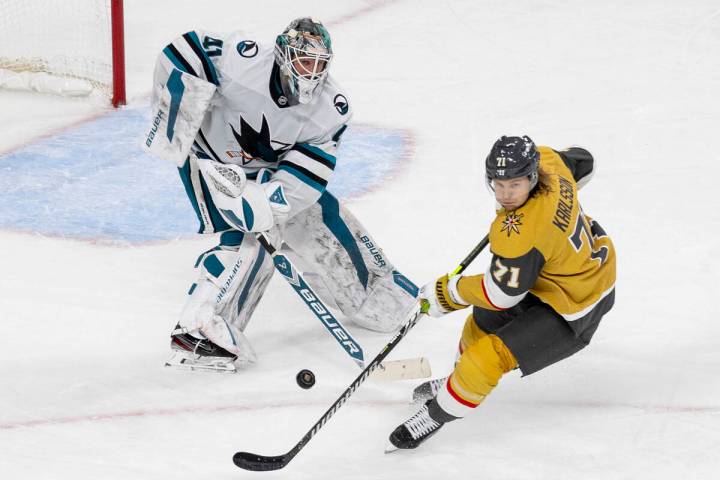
[{"x1": 0, "y1": 106, "x2": 408, "y2": 243}]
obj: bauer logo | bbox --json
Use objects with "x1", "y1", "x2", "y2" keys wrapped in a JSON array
[
  {"x1": 236, "y1": 40, "x2": 258, "y2": 58},
  {"x1": 360, "y1": 235, "x2": 386, "y2": 268},
  {"x1": 145, "y1": 109, "x2": 165, "y2": 147},
  {"x1": 334, "y1": 94, "x2": 349, "y2": 115},
  {"x1": 295, "y1": 277, "x2": 362, "y2": 359}
]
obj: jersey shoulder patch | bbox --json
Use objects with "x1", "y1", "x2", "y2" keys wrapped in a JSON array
[
  {"x1": 295, "y1": 77, "x2": 352, "y2": 144},
  {"x1": 490, "y1": 180, "x2": 567, "y2": 260},
  {"x1": 490, "y1": 209, "x2": 538, "y2": 259},
  {"x1": 320, "y1": 76, "x2": 352, "y2": 119},
  {"x1": 235, "y1": 39, "x2": 260, "y2": 58},
  {"x1": 223, "y1": 32, "x2": 269, "y2": 67},
  {"x1": 331, "y1": 92, "x2": 350, "y2": 116}
]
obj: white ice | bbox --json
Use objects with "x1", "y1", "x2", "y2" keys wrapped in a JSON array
[{"x1": 1, "y1": 1, "x2": 719, "y2": 479}]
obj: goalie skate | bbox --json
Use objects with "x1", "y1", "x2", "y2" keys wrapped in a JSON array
[{"x1": 165, "y1": 330, "x2": 238, "y2": 374}]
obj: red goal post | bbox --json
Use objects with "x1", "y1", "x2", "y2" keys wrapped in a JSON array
[{"x1": 0, "y1": 0, "x2": 126, "y2": 107}]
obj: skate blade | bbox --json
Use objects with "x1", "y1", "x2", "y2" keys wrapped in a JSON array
[
  {"x1": 164, "y1": 350, "x2": 237, "y2": 374},
  {"x1": 384, "y1": 443, "x2": 399, "y2": 454}
]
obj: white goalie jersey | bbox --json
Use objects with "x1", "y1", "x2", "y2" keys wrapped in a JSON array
[
  {"x1": 150, "y1": 27, "x2": 418, "y2": 353},
  {"x1": 151, "y1": 29, "x2": 353, "y2": 221}
]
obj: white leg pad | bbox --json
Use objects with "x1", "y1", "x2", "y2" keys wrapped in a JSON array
[
  {"x1": 177, "y1": 282, "x2": 257, "y2": 365},
  {"x1": 176, "y1": 232, "x2": 274, "y2": 365},
  {"x1": 283, "y1": 199, "x2": 419, "y2": 333}
]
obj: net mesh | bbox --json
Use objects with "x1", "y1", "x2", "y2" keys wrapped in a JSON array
[{"x1": 0, "y1": 0, "x2": 113, "y2": 95}]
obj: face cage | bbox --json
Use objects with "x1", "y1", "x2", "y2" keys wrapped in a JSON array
[{"x1": 279, "y1": 45, "x2": 332, "y2": 104}]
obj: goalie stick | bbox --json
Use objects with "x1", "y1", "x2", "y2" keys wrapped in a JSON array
[
  {"x1": 255, "y1": 232, "x2": 366, "y2": 368},
  {"x1": 233, "y1": 234, "x2": 490, "y2": 471}
]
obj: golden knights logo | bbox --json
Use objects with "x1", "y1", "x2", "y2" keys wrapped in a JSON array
[{"x1": 501, "y1": 212, "x2": 523, "y2": 237}]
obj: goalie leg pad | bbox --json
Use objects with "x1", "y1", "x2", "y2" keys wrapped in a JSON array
[
  {"x1": 349, "y1": 270, "x2": 419, "y2": 332},
  {"x1": 176, "y1": 281, "x2": 257, "y2": 366},
  {"x1": 283, "y1": 192, "x2": 419, "y2": 332},
  {"x1": 176, "y1": 234, "x2": 274, "y2": 364}
]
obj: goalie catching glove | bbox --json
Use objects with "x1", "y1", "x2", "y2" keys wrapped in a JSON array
[
  {"x1": 197, "y1": 159, "x2": 291, "y2": 232},
  {"x1": 420, "y1": 274, "x2": 469, "y2": 317}
]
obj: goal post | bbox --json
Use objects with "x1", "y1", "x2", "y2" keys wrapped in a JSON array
[
  {"x1": 0, "y1": 0, "x2": 126, "y2": 107},
  {"x1": 111, "y1": 0, "x2": 126, "y2": 107}
]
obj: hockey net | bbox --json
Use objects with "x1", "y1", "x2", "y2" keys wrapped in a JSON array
[{"x1": 0, "y1": 0, "x2": 126, "y2": 106}]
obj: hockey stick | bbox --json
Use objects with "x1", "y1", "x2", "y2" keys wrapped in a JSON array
[
  {"x1": 255, "y1": 232, "x2": 365, "y2": 368},
  {"x1": 233, "y1": 234, "x2": 490, "y2": 471}
]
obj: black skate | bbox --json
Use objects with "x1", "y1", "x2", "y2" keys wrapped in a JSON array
[
  {"x1": 386, "y1": 400, "x2": 445, "y2": 451},
  {"x1": 412, "y1": 376, "x2": 448, "y2": 402},
  {"x1": 165, "y1": 326, "x2": 238, "y2": 373}
]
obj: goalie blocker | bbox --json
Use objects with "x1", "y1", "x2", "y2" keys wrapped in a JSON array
[{"x1": 143, "y1": 68, "x2": 216, "y2": 166}]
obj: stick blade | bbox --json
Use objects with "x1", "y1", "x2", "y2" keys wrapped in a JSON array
[
  {"x1": 370, "y1": 357, "x2": 432, "y2": 381},
  {"x1": 233, "y1": 451, "x2": 290, "y2": 471}
]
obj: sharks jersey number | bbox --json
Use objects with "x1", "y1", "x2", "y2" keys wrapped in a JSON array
[{"x1": 202, "y1": 36, "x2": 223, "y2": 57}]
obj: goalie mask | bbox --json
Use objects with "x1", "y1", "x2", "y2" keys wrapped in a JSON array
[
  {"x1": 274, "y1": 17, "x2": 333, "y2": 105},
  {"x1": 485, "y1": 135, "x2": 540, "y2": 191}
]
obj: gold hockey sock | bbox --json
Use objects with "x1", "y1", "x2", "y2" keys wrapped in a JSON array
[{"x1": 437, "y1": 331, "x2": 517, "y2": 417}]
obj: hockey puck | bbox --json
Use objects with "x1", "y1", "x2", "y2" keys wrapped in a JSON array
[{"x1": 296, "y1": 369, "x2": 316, "y2": 389}]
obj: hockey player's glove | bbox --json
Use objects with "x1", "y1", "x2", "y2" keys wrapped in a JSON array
[{"x1": 419, "y1": 274, "x2": 469, "y2": 317}]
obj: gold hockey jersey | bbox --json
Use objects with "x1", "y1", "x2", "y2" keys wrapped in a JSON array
[{"x1": 457, "y1": 147, "x2": 616, "y2": 321}]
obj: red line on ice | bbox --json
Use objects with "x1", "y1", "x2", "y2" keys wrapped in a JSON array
[{"x1": 0, "y1": 400, "x2": 404, "y2": 430}]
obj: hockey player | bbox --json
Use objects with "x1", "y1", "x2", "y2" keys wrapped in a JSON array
[
  {"x1": 387, "y1": 136, "x2": 616, "y2": 450},
  {"x1": 148, "y1": 18, "x2": 418, "y2": 372}
]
